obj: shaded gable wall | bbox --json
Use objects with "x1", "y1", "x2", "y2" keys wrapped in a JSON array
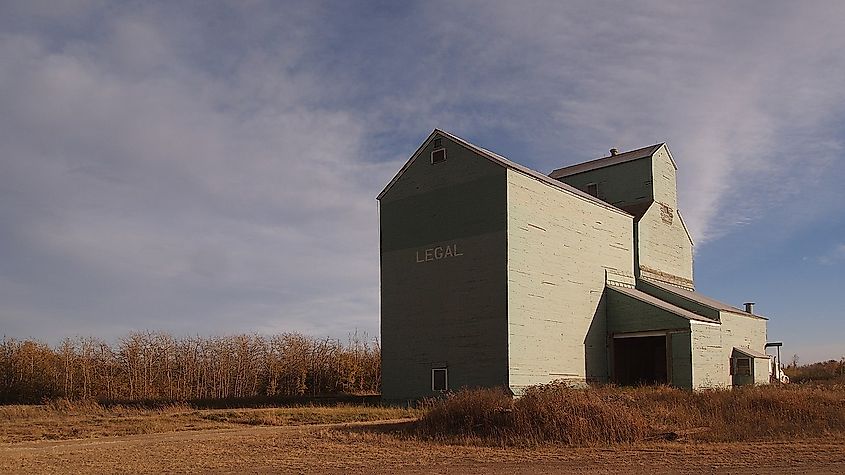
[
  {"x1": 506, "y1": 170, "x2": 634, "y2": 391},
  {"x1": 554, "y1": 158, "x2": 653, "y2": 209},
  {"x1": 637, "y1": 147, "x2": 694, "y2": 288},
  {"x1": 379, "y1": 136, "x2": 509, "y2": 401}
]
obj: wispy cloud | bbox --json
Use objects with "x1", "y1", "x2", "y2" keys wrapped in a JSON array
[
  {"x1": 818, "y1": 244, "x2": 845, "y2": 265},
  {"x1": 0, "y1": 2, "x2": 393, "y2": 340},
  {"x1": 1, "y1": 1, "x2": 844, "y2": 345},
  {"x1": 369, "y1": 1, "x2": 845, "y2": 245}
]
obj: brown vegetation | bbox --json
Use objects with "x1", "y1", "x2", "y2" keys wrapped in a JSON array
[
  {"x1": 3, "y1": 384, "x2": 845, "y2": 473},
  {"x1": 0, "y1": 400, "x2": 414, "y2": 443},
  {"x1": 3, "y1": 410, "x2": 845, "y2": 474},
  {"x1": 416, "y1": 383, "x2": 845, "y2": 446},
  {"x1": 785, "y1": 358, "x2": 845, "y2": 384},
  {"x1": 0, "y1": 332, "x2": 379, "y2": 403}
]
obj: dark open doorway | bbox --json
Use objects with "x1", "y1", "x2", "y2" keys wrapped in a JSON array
[{"x1": 613, "y1": 335, "x2": 668, "y2": 386}]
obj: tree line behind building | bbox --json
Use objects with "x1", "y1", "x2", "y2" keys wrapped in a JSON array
[{"x1": 0, "y1": 332, "x2": 380, "y2": 404}]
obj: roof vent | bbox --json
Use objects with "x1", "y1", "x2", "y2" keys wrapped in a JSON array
[
  {"x1": 610, "y1": 148, "x2": 619, "y2": 156},
  {"x1": 744, "y1": 302, "x2": 755, "y2": 314}
]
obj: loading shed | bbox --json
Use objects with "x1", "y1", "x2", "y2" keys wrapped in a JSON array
[{"x1": 378, "y1": 129, "x2": 771, "y2": 401}]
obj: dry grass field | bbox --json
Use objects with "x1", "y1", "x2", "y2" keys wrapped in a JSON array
[
  {"x1": 1, "y1": 420, "x2": 844, "y2": 474},
  {"x1": 2, "y1": 386, "x2": 845, "y2": 473},
  {"x1": 0, "y1": 401, "x2": 415, "y2": 444}
]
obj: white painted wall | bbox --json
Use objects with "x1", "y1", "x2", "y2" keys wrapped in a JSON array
[
  {"x1": 506, "y1": 169, "x2": 634, "y2": 392},
  {"x1": 691, "y1": 311, "x2": 768, "y2": 388},
  {"x1": 637, "y1": 146, "x2": 694, "y2": 288}
]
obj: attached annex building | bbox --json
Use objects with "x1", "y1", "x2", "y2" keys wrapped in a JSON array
[{"x1": 378, "y1": 130, "x2": 770, "y2": 401}]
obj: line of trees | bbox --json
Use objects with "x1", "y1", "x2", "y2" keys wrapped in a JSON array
[{"x1": 0, "y1": 332, "x2": 380, "y2": 403}]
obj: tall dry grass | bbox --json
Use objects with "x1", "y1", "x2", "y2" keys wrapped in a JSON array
[{"x1": 416, "y1": 383, "x2": 845, "y2": 446}]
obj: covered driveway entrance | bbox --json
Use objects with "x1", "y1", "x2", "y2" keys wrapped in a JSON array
[{"x1": 612, "y1": 333, "x2": 668, "y2": 386}]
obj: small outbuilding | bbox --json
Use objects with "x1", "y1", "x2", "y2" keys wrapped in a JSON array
[{"x1": 378, "y1": 130, "x2": 771, "y2": 401}]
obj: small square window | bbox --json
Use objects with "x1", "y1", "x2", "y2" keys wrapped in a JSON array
[
  {"x1": 431, "y1": 148, "x2": 446, "y2": 164},
  {"x1": 586, "y1": 183, "x2": 598, "y2": 197},
  {"x1": 432, "y1": 368, "x2": 448, "y2": 391},
  {"x1": 735, "y1": 358, "x2": 751, "y2": 376},
  {"x1": 433, "y1": 138, "x2": 442, "y2": 148}
]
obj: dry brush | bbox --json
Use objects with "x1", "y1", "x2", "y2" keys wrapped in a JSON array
[
  {"x1": 0, "y1": 332, "x2": 380, "y2": 403},
  {"x1": 415, "y1": 383, "x2": 845, "y2": 446}
]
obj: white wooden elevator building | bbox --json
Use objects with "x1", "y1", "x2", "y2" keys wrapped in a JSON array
[{"x1": 378, "y1": 130, "x2": 771, "y2": 401}]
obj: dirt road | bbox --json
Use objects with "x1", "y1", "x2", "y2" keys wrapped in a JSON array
[{"x1": 2, "y1": 420, "x2": 844, "y2": 474}]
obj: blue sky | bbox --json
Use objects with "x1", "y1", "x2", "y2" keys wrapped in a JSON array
[{"x1": 1, "y1": 1, "x2": 843, "y2": 363}]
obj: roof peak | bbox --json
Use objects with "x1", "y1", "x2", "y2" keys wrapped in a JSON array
[
  {"x1": 377, "y1": 129, "x2": 632, "y2": 218},
  {"x1": 549, "y1": 143, "x2": 665, "y2": 179}
]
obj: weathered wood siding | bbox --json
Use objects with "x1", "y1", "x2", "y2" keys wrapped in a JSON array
[
  {"x1": 671, "y1": 332, "x2": 693, "y2": 388},
  {"x1": 380, "y1": 132, "x2": 768, "y2": 399},
  {"x1": 637, "y1": 147, "x2": 694, "y2": 288},
  {"x1": 720, "y1": 311, "x2": 768, "y2": 353},
  {"x1": 606, "y1": 287, "x2": 693, "y2": 388},
  {"x1": 506, "y1": 170, "x2": 633, "y2": 391},
  {"x1": 691, "y1": 311, "x2": 767, "y2": 388},
  {"x1": 555, "y1": 158, "x2": 653, "y2": 209},
  {"x1": 690, "y1": 322, "x2": 727, "y2": 388},
  {"x1": 380, "y1": 136, "x2": 509, "y2": 401},
  {"x1": 651, "y1": 147, "x2": 678, "y2": 211},
  {"x1": 721, "y1": 310, "x2": 769, "y2": 386},
  {"x1": 754, "y1": 357, "x2": 772, "y2": 385}
]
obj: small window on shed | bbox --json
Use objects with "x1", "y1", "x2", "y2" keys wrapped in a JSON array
[
  {"x1": 431, "y1": 147, "x2": 446, "y2": 164},
  {"x1": 433, "y1": 138, "x2": 442, "y2": 148},
  {"x1": 735, "y1": 358, "x2": 751, "y2": 376},
  {"x1": 586, "y1": 183, "x2": 598, "y2": 197},
  {"x1": 432, "y1": 368, "x2": 448, "y2": 391}
]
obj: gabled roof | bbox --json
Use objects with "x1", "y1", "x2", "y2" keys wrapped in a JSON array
[
  {"x1": 642, "y1": 278, "x2": 767, "y2": 320},
  {"x1": 377, "y1": 129, "x2": 632, "y2": 217},
  {"x1": 733, "y1": 347, "x2": 770, "y2": 359},
  {"x1": 549, "y1": 143, "x2": 666, "y2": 179},
  {"x1": 607, "y1": 284, "x2": 719, "y2": 323}
]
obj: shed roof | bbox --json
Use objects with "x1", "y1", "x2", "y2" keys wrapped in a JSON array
[
  {"x1": 377, "y1": 129, "x2": 632, "y2": 217},
  {"x1": 642, "y1": 278, "x2": 768, "y2": 320},
  {"x1": 549, "y1": 143, "x2": 667, "y2": 179},
  {"x1": 733, "y1": 347, "x2": 771, "y2": 359},
  {"x1": 607, "y1": 284, "x2": 719, "y2": 323}
]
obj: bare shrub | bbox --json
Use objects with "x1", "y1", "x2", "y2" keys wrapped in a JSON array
[
  {"x1": 416, "y1": 383, "x2": 845, "y2": 446},
  {"x1": 0, "y1": 332, "x2": 380, "y2": 404},
  {"x1": 416, "y1": 387, "x2": 514, "y2": 441}
]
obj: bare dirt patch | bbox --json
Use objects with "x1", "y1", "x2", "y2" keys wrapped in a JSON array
[
  {"x1": 2, "y1": 400, "x2": 844, "y2": 474},
  {"x1": 1, "y1": 421, "x2": 844, "y2": 474},
  {"x1": 0, "y1": 403, "x2": 415, "y2": 443}
]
